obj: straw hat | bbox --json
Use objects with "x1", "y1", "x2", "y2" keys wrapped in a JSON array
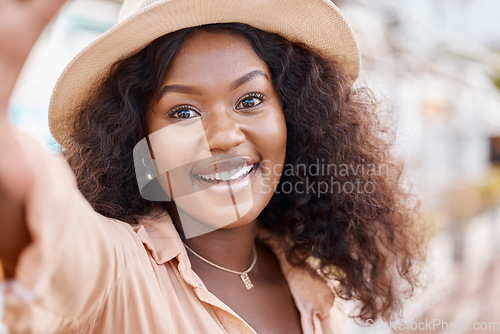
[{"x1": 49, "y1": 0, "x2": 360, "y2": 144}]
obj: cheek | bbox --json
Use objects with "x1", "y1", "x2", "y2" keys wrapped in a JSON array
[
  {"x1": 246, "y1": 107, "x2": 287, "y2": 197},
  {"x1": 250, "y1": 108, "x2": 287, "y2": 161}
]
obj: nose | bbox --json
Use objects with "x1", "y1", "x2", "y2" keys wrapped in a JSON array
[{"x1": 203, "y1": 108, "x2": 246, "y2": 153}]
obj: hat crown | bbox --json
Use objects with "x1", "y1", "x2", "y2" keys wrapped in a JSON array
[{"x1": 118, "y1": 0, "x2": 158, "y2": 22}]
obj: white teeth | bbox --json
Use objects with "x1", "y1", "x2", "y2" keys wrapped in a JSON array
[
  {"x1": 228, "y1": 164, "x2": 252, "y2": 180},
  {"x1": 199, "y1": 164, "x2": 254, "y2": 182}
]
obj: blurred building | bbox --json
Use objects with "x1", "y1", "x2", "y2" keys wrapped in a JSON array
[
  {"x1": 335, "y1": 0, "x2": 500, "y2": 332},
  {"x1": 338, "y1": 0, "x2": 500, "y2": 196}
]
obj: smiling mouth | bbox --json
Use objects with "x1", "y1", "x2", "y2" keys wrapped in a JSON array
[
  {"x1": 191, "y1": 159, "x2": 259, "y2": 195},
  {"x1": 196, "y1": 163, "x2": 256, "y2": 183}
]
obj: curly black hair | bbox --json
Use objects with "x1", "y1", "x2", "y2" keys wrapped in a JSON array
[{"x1": 63, "y1": 23, "x2": 423, "y2": 322}]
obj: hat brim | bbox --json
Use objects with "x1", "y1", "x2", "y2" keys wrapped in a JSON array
[{"x1": 49, "y1": 0, "x2": 360, "y2": 144}]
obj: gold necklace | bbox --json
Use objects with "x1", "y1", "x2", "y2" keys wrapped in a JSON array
[{"x1": 183, "y1": 243, "x2": 257, "y2": 290}]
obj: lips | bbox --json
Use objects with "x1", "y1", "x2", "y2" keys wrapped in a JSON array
[
  {"x1": 190, "y1": 155, "x2": 260, "y2": 194},
  {"x1": 198, "y1": 163, "x2": 255, "y2": 182},
  {"x1": 191, "y1": 155, "x2": 257, "y2": 178}
]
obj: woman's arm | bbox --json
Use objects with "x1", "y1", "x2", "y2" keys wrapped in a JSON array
[
  {"x1": 0, "y1": 2, "x2": 139, "y2": 332},
  {"x1": 0, "y1": 0, "x2": 68, "y2": 277}
]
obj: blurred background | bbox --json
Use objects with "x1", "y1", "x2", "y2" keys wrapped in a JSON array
[
  {"x1": 335, "y1": 1, "x2": 500, "y2": 333},
  {"x1": 7, "y1": 0, "x2": 500, "y2": 332}
]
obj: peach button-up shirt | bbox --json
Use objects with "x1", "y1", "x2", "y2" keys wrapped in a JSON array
[{"x1": 1, "y1": 135, "x2": 345, "y2": 334}]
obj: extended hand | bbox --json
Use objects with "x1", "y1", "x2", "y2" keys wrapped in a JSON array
[
  {"x1": 0, "y1": 0, "x2": 67, "y2": 277},
  {"x1": 0, "y1": 0, "x2": 67, "y2": 106},
  {"x1": 0, "y1": 0, "x2": 66, "y2": 198}
]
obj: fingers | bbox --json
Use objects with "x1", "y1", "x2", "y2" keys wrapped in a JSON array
[
  {"x1": 0, "y1": 0, "x2": 65, "y2": 200},
  {"x1": 29, "y1": 0, "x2": 69, "y2": 31},
  {"x1": 0, "y1": 0, "x2": 68, "y2": 115},
  {"x1": 0, "y1": 0, "x2": 68, "y2": 53},
  {"x1": 0, "y1": 0, "x2": 68, "y2": 26}
]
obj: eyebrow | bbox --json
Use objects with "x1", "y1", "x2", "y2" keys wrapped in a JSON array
[
  {"x1": 158, "y1": 69, "x2": 269, "y2": 99},
  {"x1": 230, "y1": 69, "x2": 269, "y2": 90},
  {"x1": 158, "y1": 84, "x2": 202, "y2": 97}
]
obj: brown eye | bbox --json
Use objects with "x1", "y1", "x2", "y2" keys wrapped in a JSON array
[
  {"x1": 236, "y1": 92, "x2": 265, "y2": 110},
  {"x1": 242, "y1": 98, "x2": 257, "y2": 108},
  {"x1": 175, "y1": 110, "x2": 198, "y2": 118},
  {"x1": 167, "y1": 105, "x2": 201, "y2": 119}
]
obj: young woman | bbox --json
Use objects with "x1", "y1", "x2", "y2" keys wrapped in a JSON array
[{"x1": 0, "y1": 0, "x2": 423, "y2": 333}]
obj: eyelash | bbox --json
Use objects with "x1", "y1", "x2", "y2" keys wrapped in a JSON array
[
  {"x1": 167, "y1": 104, "x2": 200, "y2": 118},
  {"x1": 166, "y1": 92, "x2": 266, "y2": 118},
  {"x1": 236, "y1": 92, "x2": 265, "y2": 110}
]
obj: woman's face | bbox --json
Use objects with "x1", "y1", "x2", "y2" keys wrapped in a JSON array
[{"x1": 145, "y1": 30, "x2": 286, "y2": 238}]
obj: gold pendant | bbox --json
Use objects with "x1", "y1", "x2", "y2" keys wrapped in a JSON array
[{"x1": 240, "y1": 273, "x2": 254, "y2": 290}]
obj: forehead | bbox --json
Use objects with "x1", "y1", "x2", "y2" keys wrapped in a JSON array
[{"x1": 163, "y1": 30, "x2": 270, "y2": 85}]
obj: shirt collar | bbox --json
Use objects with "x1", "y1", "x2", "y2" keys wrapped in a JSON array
[
  {"x1": 257, "y1": 229, "x2": 337, "y2": 319},
  {"x1": 134, "y1": 213, "x2": 337, "y2": 318},
  {"x1": 133, "y1": 213, "x2": 183, "y2": 265}
]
